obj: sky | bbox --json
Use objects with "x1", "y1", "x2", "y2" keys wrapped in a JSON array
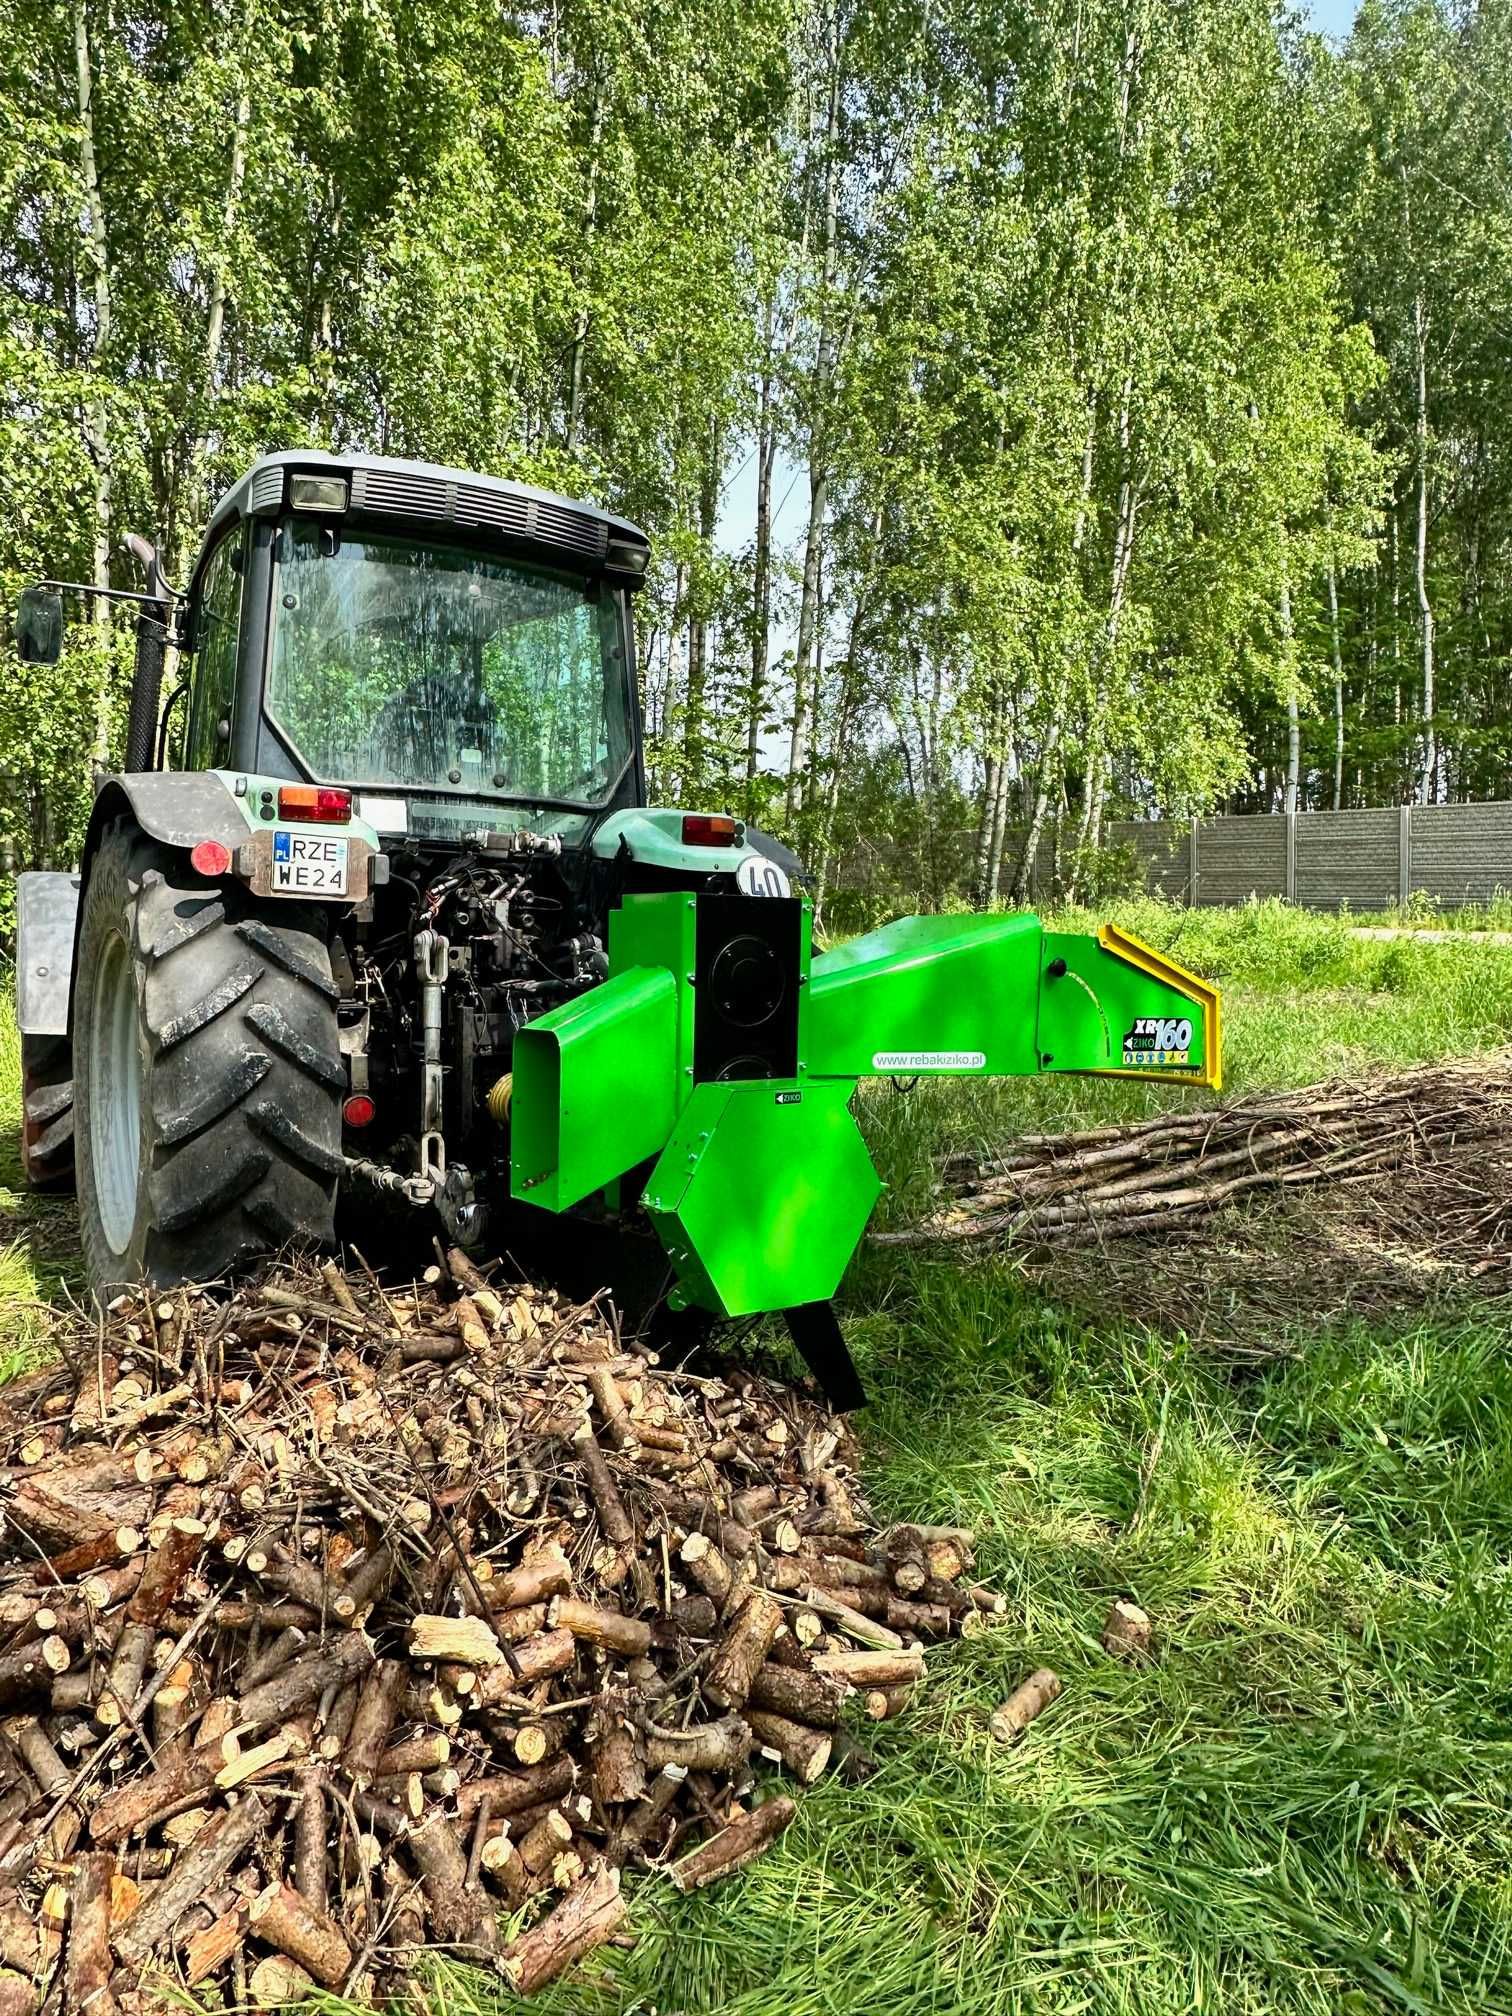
[{"x1": 1307, "y1": 0, "x2": 1359, "y2": 34}]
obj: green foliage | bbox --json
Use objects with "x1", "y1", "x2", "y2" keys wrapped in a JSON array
[{"x1": 2, "y1": 0, "x2": 1510, "y2": 918}]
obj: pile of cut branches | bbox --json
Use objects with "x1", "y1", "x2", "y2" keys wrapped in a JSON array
[
  {"x1": 880, "y1": 1054, "x2": 1512, "y2": 1259},
  {"x1": 0, "y1": 1252, "x2": 1001, "y2": 2010}
]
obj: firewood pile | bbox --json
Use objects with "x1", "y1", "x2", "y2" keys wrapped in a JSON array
[
  {"x1": 878, "y1": 1054, "x2": 1512, "y2": 1257},
  {"x1": 0, "y1": 1250, "x2": 1002, "y2": 2009}
]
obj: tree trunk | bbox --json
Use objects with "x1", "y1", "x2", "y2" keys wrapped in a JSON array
[
  {"x1": 684, "y1": 429, "x2": 720, "y2": 786},
  {"x1": 657, "y1": 562, "x2": 688, "y2": 799},
  {"x1": 985, "y1": 706, "x2": 1013, "y2": 906},
  {"x1": 1413, "y1": 292, "x2": 1436, "y2": 804},
  {"x1": 1326, "y1": 548, "x2": 1345, "y2": 811},
  {"x1": 908, "y1": 637, "x2": 937, "y2": 903},
  {"x1": 786, "y1": 17, "x2": 843, "y2": 821},
  {"x1": 813, "y1": 522, "x2": 878, "y2": 912},
  {"x1": 565, "y1": 89, "x2": 603, "y2": 456},
  {"x1": 315, "y1": 186, "x2": 343, "y2": 440},
  {"x1": 1013, "y1": 394, "x2": 1094, "y2": 903},
  {"x1": 973, "y1": 741, "x2": 1000, "y2": 907},
  {"x1": 171, "y1": 0, "x2": 255, "y2": 644},
  {"x1": 747, "y1": 295, "x2": 778, "y2": 799},
  {"x1": 1013, "y1": 720, "x2": 1058, "y2": 905},
  {"x1": 1463, "y1": 484, "x2": 1481, "y2": 797},
  {"x1": 200, "y1": 7, "x2": 252, "y2": 432},
  {"x1": 74, "y1": 0, "x2": 115, "y2": 774},
  {"x1": 972, "y1": 689, "x2": 1018, "y2": 911},
  {"x1": 1365, "y1": 554, "x2": 1378, "y2": 801},
  {"x1": 1072, "y1": 421, "x2": 1137, "y2": 889},
  {"x1": 788, "y1": 484, "x2": 827, "y2": 822},
  {"x1": 1280, "y1": 559, "x2": 1299, "y2": 817}
]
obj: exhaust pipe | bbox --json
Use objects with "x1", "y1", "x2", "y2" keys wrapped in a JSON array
[{"x1": 122, "y1": 534, "x2": 171, "y2": 774}]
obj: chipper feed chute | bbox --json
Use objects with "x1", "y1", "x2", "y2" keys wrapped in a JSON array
[{"x1": 508, "y1": 893, "x2": 1219, "y2": 1405}]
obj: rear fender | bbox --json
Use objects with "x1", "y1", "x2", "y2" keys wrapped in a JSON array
[{"x1": 55, "y1": 772, "x2": 249, "y2": 1041}]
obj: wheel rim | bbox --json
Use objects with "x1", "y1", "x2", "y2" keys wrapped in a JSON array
[{"x1": 90, "y1": 930, "x2": 142, "y2": 1254}]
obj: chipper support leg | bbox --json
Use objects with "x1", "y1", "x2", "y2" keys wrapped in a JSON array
[{"x1": 783, "y1": 1302, "x2": 866, "y2": 1413}]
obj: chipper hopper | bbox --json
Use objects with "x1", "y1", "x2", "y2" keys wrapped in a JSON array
[{"x1": 11, "y1": 449, "x2": 1220, "y2": 1406}]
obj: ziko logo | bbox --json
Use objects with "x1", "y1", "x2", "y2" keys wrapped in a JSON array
[{"x1": 1122, "y1": 1015, "x2": 1195, "y2": 1068}]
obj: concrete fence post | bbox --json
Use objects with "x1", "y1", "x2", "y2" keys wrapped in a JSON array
[
  {"x1": 1398, "y1": 804, "x2": 1412, "y2": 907},
  {"x1": 1188, "y1": 817, "x2": 1200, "y2": 906},
  {"x1": 1285, "y1": 813, "x2": 1298, "y2": 902}
]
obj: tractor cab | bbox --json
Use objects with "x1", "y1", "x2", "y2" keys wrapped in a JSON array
[{"x1": 176, "y1": 454, "x2": 652, "y2": 845}]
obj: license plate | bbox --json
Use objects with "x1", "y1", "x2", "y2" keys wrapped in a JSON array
[{"x1": 271, "y1": 831, "x2": 349, "y2": 896}]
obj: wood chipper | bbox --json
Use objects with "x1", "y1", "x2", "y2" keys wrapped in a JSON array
[{"x1": 13, "y1": 451, "x2": 1220, "y2": 1404}]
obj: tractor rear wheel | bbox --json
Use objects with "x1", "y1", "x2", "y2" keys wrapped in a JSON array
[
  {"x1": 19, "y1": 1033, "x2": 75, "y2": 1192},
  {"x1": 74, "y1": 821, "x2": 344, "y2": 1298}
]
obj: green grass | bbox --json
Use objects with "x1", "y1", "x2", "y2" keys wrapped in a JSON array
[{"x1": 6, "y1": 901, "x2": 1512, "y2": 2014}]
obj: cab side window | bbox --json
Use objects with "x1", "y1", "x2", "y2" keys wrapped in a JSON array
[{"x1": 186, "y1": 526, "x2": 245, "y2": 769}]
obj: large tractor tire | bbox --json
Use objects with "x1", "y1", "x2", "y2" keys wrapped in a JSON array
[
  {"x1": 19, "y1": 1033, "x2": 75, "y2": 1192},
  {"x1": 74, "y1": 821, "x2": 344, "y2": 1298}
]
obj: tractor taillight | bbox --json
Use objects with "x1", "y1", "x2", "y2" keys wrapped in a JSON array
[
  {"x1": 342, "y1": 1094, "x2": 375, "y2": 1129},
  {"x1": 682, "y1": 814, "x2": 738, "y2": 847},
  {"x1": 190, "y1": 839, "x2": 232, "y2": 877},
  {"x1": 279, "y1": 786, "x2": 352, "y2": 823}
]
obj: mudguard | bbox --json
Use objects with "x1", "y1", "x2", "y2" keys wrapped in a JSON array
[
  {"x1": 15, "y1": 871, "x2": 80, "y2": 1036},
  {"x1": 592, "y1": 807, "x2": 793, "y2": 889},
  {"x1": 82, "y1": 772, "x2": 247, "y2": 861}
]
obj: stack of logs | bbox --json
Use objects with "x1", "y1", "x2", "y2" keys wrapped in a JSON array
[{"x1": 0, "y1": 1251, "x2": 1003, "y2": 2009}]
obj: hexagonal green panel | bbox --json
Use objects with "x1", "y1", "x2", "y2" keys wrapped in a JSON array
[{"x1": 643, "y1": 1079, "x2": 882, "y2": 1318}]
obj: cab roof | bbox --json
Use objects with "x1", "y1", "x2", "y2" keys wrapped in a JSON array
[{"x1": 206, "y1": 450, "x2": 650, "y2": 574}]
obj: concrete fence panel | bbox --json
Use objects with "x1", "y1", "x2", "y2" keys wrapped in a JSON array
[
  {"x1": 1109, "y1": 820, "x2": 1190, "y2": 902},
  {"x1": 1110, "y1": 802, "x2": 1512, "y2": 911},
  {"x1": 1197, "y1": 815, "x2": 1288, "y2": 905},
  {"x1": 1293, "y1": 807, "x2": 1401, "y2": 911},
  {"x1": 827, "y1": 801, "x2": 1512, "y2": 913},
  {"x1": 1409, "y1": 802, "x2": 1512, "y2": 906}
]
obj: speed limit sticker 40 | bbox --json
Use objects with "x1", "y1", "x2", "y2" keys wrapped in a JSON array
[{"x1": 736, "y1": 855, "x2": 791, "y2": 899}]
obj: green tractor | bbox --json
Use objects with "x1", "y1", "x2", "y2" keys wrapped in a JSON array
[{"x1": 14, "y1": 452, "x2": 1220, "y2": 1405}]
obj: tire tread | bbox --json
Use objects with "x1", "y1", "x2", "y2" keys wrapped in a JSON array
[{"x1": 76, "y1": 824, "x2": 342, "y2": 1295}]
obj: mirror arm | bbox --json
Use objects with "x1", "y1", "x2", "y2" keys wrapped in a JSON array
[{"x1": 33, "y1": 578, "x2": 175, "y2": 610}]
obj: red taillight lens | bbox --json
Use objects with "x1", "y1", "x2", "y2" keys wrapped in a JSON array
[
  {"x1": 279, "y1": 785, "x2": 352, "y2": 823},
  {"x1": 342, "y1": 1094, "x2": 375, "y2": 1129},
  {"x1": 190, "y1": 839, "x2": 232, "y2": 877},
  {"x1": 682, "y1": 814, "x2": 738, "y2": 847}
]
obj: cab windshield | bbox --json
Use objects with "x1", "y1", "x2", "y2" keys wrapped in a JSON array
[{"x1": 267, "y1": 520, "x2": 634, "y2": 805}]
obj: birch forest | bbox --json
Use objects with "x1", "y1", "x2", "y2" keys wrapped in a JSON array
[{"x1": 3, "y1": 0, "x2": 1511, "y2": 921}]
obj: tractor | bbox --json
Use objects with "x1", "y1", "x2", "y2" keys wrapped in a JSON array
[{"x1": 12, "y1": 451, "x2": 1220, "y2": 1405}]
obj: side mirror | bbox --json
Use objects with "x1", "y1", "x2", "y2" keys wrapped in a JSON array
[{"x1": 15, "y1": 586, "x2": 63, "y2": 666}]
